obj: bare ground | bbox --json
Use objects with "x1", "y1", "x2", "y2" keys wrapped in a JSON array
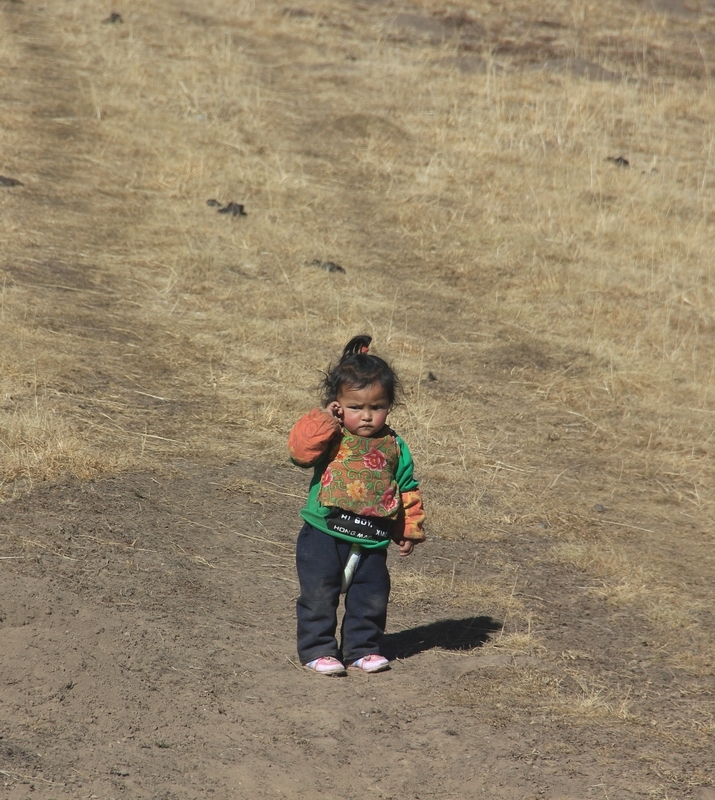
[
  {"x1": 2, "y1": 461, "x2": 714, "y2": 799},
  {"x1": 2, "y1": 0, "x2": 715, "y2": 798}
]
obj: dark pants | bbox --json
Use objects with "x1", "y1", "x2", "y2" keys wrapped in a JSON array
[{"x1": 295, "y1": 523, "x2": 390, "y2": 665}]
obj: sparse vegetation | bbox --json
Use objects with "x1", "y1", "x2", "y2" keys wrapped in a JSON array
[{"x1": 1, "y1": 0, "x2": 714, "y2": 797}]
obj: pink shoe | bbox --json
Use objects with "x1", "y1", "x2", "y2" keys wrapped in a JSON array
[
  {"x1": 349, "y1": 654, "x2": 390, "y2": 673},
  {"x1": 303, "y1": 656, "x2": 346, "y2": 675}
]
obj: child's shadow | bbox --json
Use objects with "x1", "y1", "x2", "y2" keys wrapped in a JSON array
[{"x1": 382, "y1": 616, "x2": 502, "y2": 660}]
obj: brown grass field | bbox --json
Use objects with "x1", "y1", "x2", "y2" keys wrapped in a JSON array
[{"x1": 1, "y1": 0, "x2": 714, "y2": 798}]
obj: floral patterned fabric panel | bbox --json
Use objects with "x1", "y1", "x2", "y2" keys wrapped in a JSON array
[{"x1": 318, "y1": 431, "x2": 401, "y2": 518}]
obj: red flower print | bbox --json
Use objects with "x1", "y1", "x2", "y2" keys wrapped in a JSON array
[
  {"x1": 363, "y1": 448, "x2": 388, "y2": 472},
  {"x1": 321, "y1": 469, "x2": 333, "y2": 489},
  {"x1": 380, "y1": 486, "x2": 399, "y2": 513},
  {"x1": 359, "y1": 506, "x2": 380, "y2": 517}
]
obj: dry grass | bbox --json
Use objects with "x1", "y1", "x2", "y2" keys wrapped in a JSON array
[
  {"x1": 391, "y1": 562, "x2": 524, "y2": 611},
  {"x1": 2, "y1": 1, "x2": 714, "y2": 498},
  {"x1": 552, "y1": 539, "x2": 702, "y2": 628},
  {"x1": 2, "y1": 0, "x2": 715, "y2": 775}
]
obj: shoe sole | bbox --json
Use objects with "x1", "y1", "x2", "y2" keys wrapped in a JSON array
[
  {"x1": 348, "y1": 662, "x2": 390, "y2": 674},
  {"x1": 303, "y1": 665, "x2": 347, "y2": 676}
]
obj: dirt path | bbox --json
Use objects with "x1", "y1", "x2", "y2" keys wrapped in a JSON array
[{"x1": 1, "y1": 462, "x2": 712, "y2": 800}]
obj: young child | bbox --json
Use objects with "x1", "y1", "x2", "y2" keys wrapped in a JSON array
[{"x1": 288, "y1": 335, "x2": 426, "y2": 675}]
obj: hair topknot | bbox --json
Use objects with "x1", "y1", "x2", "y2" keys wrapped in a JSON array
[
  {"x1": 341, "y1": 334, "x2": 372, "y2": 360},
  {"x1": 322, "y1": 335, "x2": 401, "y2": 407}
]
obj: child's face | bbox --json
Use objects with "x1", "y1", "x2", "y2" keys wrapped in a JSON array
[{"x1": 337, "y1": 384, "x2": 390, "y2": 437}]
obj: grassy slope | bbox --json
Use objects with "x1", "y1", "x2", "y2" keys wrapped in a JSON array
[{"x1": 1, "y1": 0, "x2": 714, "y2": 791}]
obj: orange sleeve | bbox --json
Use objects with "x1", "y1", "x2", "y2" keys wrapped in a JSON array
[
  {"x1": 288, "y1": 408, "x2": 342, "y2": 467},
  {"x1": 393, "y1": 488, "x2": 426, "y2": 543}
]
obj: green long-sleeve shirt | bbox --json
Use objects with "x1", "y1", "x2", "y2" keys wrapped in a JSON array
[{"x1": 298, "y1": 434, "x2": 420, "y2": 549}]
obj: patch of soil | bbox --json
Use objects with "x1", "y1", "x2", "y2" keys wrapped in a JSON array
[{"x1": 1, "y1": 463, "x2": 713, "y2": 799}]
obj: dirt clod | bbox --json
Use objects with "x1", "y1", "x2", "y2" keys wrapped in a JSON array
[
  {"x1": 217, "y1": 201, "x2": 247, "y2": 216},
  {"x1": 0, "y1": 175, "x2": 23, "y2": 187}
]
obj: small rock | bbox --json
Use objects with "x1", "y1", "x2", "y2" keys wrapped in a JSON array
[
  {"x1": 606, "y1": 155, "x2": 629, "y2": 168},
  {"x1": 103, "y1": 12, "x2": 123, "y2": 24},
  {"x1": 111, "y1": 767, "x2": 130, "y2": 777},
  {"x1": 0, "y1": 175, "x2": 23, "y2": 187},
  {"x1": 427, "y1": 372, "x2": 437, "y2": 382},
  {"x1": 593, "y1": 503, "x2": 606, "y2": 513},
  {"x1": 206, "y1": 198, "x2": 221, "y2": 207}
]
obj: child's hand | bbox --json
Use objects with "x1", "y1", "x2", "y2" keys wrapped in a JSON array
[
  {"x1": 326, "y1": 401, "x2": 344, "y2": 422},
  {"x1": 397, "y1": 538, "x2": 415, "y2": 557}
]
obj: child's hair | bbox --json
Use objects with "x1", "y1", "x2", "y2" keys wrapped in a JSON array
[{"x1": 322, "y1": 335, "x2": 401, "y2": 407}]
